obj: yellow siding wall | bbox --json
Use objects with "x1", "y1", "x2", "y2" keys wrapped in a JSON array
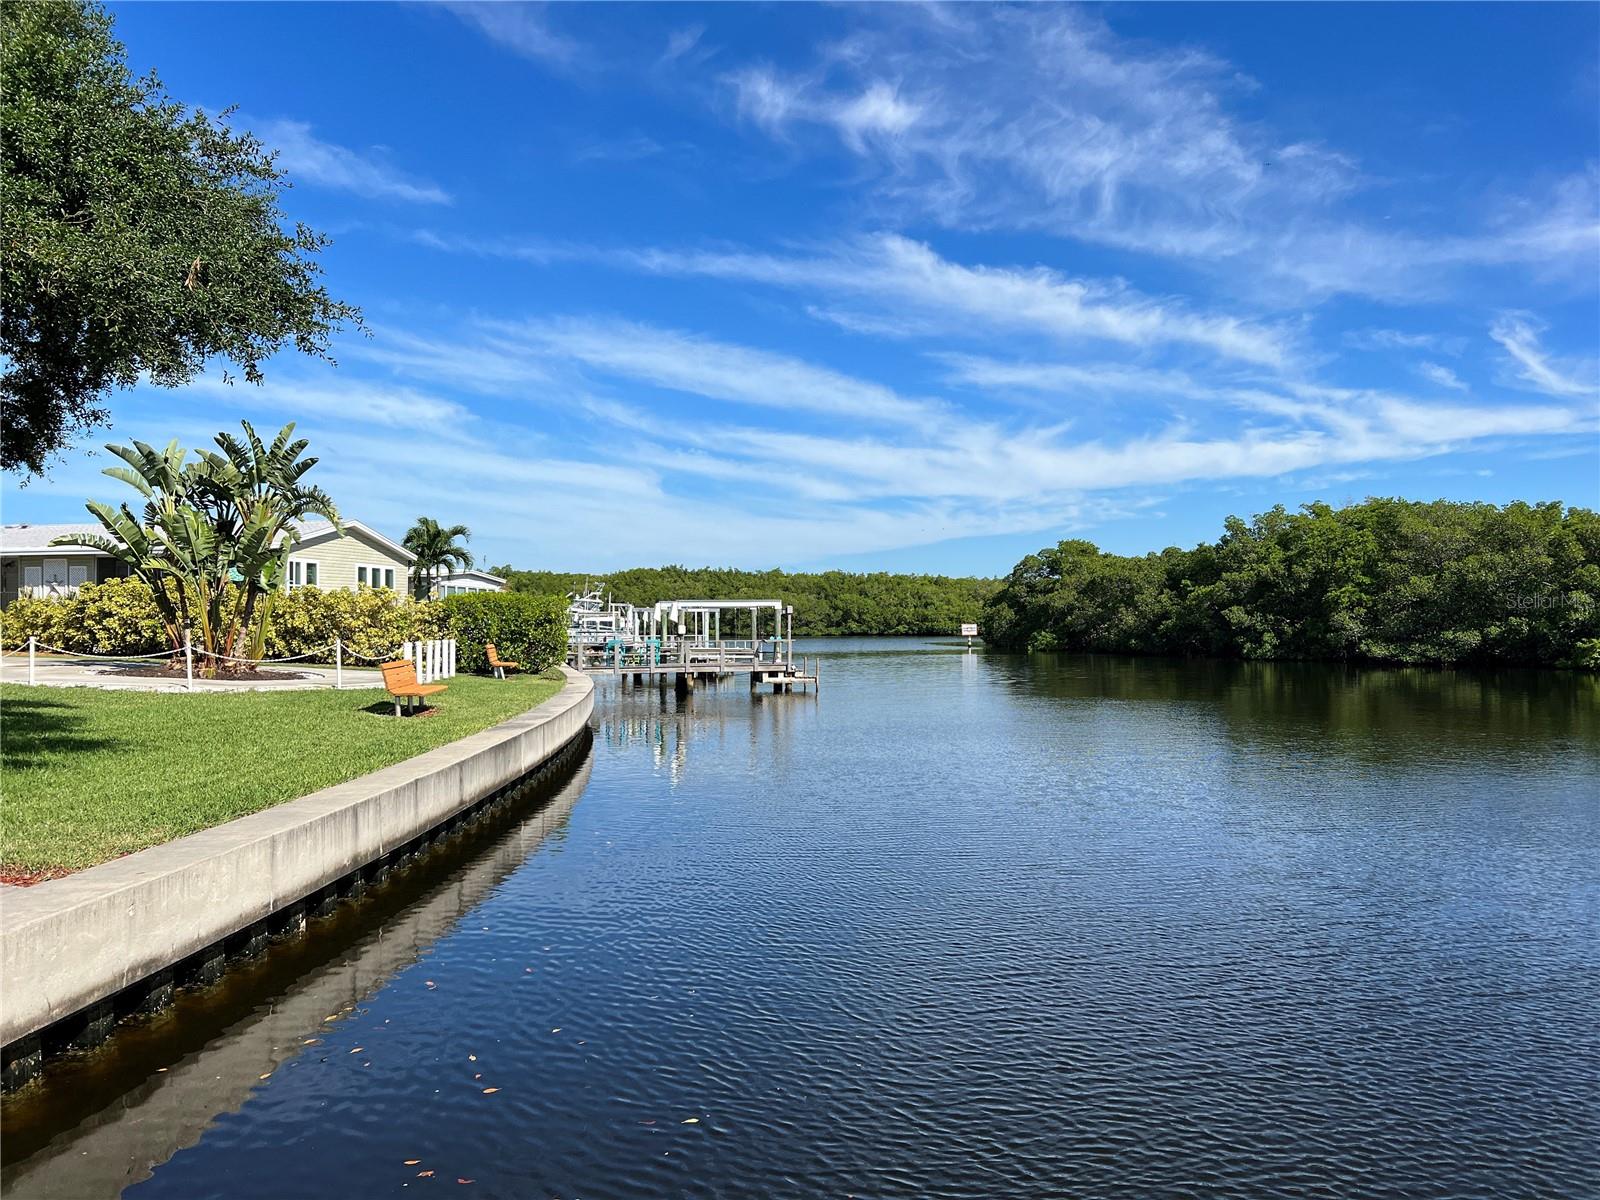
[{"x1": 285, "y1": 531, "x2": 411, "y2": 594}]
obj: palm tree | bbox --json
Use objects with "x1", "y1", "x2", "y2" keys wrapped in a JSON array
[{"x1": 403, "y1": 517, "x2": 473, "y2": 600}]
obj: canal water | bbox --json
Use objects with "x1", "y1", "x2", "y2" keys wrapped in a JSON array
[{"x1": 4, "y1": 639, "x2": 1598, "y2": 1199}]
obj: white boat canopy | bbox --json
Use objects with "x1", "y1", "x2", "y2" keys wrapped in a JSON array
[{"x1": 652, "y1": 599, "x2": 787, "y2": 625}]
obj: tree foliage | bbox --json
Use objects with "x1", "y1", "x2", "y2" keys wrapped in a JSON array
[
  {"x1": 403, "y1": 516, "x2": 473, "y2": 600},
  {"x1": 984, "y1": 499, "x2": 1600, "y2": 669},
  {"x1": 494, "y1": 565, "x2": 999, "y2": 638},
  {"x1": 0, "y1": 0, "x2": 362, "y2": 474}
]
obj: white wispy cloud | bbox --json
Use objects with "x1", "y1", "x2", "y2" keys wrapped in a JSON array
[
  {"x1": 177, "y1": 375, "x2": 478, "y2": 436},
  {"x1": 734, "y1": 69, "x2": 921, "y2": 152},
  {"x1": 443, "y1": 1, "x2": 578, "y2": 65},
  {"x1": 1415, "y1": 362, "x2": 1469, "y2": 392},
  {"x1": 1344, "y1": 328, "x2": 1465, "y2": 355},
  {"x1": 621, "y1": 234, "x2": 1296, "y2": 367},
  {"x1": 1489, "y1": 314, "x2": 1599, "y2": 399},
  {"x1": 711, "y1": 6, "x2": 1598, "y2": 301},
  {"x1": 495, "y1": 316, "x2": 942, "y2": 423},
  {"x1": 252, "y1": 118, "x2": 451, "y2": 205}
]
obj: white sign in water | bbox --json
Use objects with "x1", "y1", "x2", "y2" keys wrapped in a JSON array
[{"x1": 960, "y1": 623, "x2": 979, "y2": 638}]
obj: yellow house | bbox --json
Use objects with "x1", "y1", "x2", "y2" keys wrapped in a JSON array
[
  {"x1": 280, "y1": 519, "x2": 415, "y2": 593},
  {"x1": 1, "y1": 519, "x2": 416, "y2": 604}
]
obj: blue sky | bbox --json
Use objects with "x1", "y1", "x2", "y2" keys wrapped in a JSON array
[{"x1": 6, "y1": 2, "x2": 1598, "y2": 575}]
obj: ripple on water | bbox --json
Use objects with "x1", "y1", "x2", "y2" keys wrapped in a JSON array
[{"x1": 5, "y1": 645, "x2": 1598, "y2": 1200}]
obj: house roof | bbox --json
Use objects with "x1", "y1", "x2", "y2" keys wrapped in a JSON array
[
  {"x1": 437, "y1": 569, "x2": 506, "y2": 586},
  {"x1": 287, "y1": 519, "x2": 416, "y2": 564},
  {"x1": 0, "y1": 523, "x2": 109, "y2": 556}
]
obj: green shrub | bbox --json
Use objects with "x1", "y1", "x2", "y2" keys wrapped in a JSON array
[
  {"x1": 1, "y1": 591, "x2": 74, "y2": 650},
  {"x1": 264, "y1": 586, "x2": 446, "y2": 662},
  {"x1": 440, "y1": 592, "x2": 567, "y2": 674},
  {"x1": 1, "y1": 581, "x2": 451, "y2": 663},
  {"x1": 70, "y1": 578, "x2": 170, "y2": 654},
  {"x1": 1, "y1": 578, "x2": 168, "y2": 655}
]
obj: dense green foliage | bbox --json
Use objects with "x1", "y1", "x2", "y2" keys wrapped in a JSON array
[
  {"x1": 984, "y1": 499, "x2": 1600, "y2": 668},
  {"x1": 0, "y1": 0, "x2": 361, "y2": 474},
  {"x1": 1, "y1": 671, "x2": 565, "y2": 874},
  {"x1": 264, "y1": 587, "x2": 445, "y2": 661},
  {"x1": 0, "y1": 577, "x2": 167, "y2": 655},
  {"x1": 439, "y1": 591, "x2": 568, "y2": 674},
  {"x1": 496, "y1": 566, "x2": 998, "y2": 637}
]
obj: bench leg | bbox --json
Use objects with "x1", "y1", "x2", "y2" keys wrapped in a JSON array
[{"x1": 393, "y1": 698, "x2": 401, "y2": 717}]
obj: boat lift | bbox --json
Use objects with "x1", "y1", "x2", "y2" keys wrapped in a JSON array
[{"x1": 568, "y1": 591, "x2": 815, "y2": 694}]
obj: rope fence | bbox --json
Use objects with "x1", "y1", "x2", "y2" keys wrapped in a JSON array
[{"x1": 4, "y1": 635, "x2": 458, "y2": 692}]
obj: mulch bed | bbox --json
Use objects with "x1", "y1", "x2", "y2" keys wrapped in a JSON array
[{"x1": 1, "y1": 866, "x2": 74, "y2": 887}]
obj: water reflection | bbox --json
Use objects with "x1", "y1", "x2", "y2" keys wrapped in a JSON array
[
  {"x1": 594, "y1": 672, "x2": 816, "y2": 788},
  {"x1": 1, "y1": 747, "x2": 592, "y2": 1200}
]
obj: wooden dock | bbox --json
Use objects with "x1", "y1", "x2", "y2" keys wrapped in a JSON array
[{"x1": 571, "y1": 643, "x2": 820, "y2": 695}]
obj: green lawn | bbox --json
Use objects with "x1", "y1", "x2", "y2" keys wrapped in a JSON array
[{"x1": 0, "y1": 669, "x2": 567, "y2": 877}]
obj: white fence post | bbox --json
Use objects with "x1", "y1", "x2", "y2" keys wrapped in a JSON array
[
  {"x1": 446, "y1": 638, "x2": 456, "y2": 678},
  {"x1": 414, "y1": 638, "x2": 425, "y2": 683},
  {"x1": 184, "y1": 632, "x2": 194, "y2": 691},
  {"x1": 334, "y1": 637, "x2": 343, "y2": 690},
  {"x1": 27, "y1": 635, "x2": 36, "y2": 686}
]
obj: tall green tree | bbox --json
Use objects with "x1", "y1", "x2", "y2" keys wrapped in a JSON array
[
  {"x1": 63, "y1": 421, "x2": 339, "y2": 672},
  {"x1": 0, "y1": 0, "x2": 362, "y2": 475},
  {"x1": 982, "y1": 498, "x2": 1600, "y2": 669},
  {"x1": 404, "y1": 518, "x2": 474, "y2": 599}
]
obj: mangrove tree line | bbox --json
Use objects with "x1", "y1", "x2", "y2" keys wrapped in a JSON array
[
  {"x1": 983, "y1": 499, "x2": 1599, "y2": 668},
  {"x1": 496, "y1": 566, "x2": 998, "y2": 638}
]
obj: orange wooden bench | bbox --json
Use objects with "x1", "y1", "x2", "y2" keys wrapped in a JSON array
[
  {"x1": 486, "y1": 642, "x2": 520, "y2": 679},
  {"x1": 380, "y1": 659, "x2": 447, "y2": 716}
]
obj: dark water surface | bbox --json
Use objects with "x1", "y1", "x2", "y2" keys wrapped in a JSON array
[{"x1": 5, "y1": 641, "x2": 1598, "y2": 1199}]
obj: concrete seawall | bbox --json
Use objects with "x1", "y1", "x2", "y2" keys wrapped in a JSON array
[
  {"x1": 1, "y1": 753, "x2": 593, "y2": 1199},
  {"x1": 0, "y1": 667, "x2": 594, "y2": 1085}
]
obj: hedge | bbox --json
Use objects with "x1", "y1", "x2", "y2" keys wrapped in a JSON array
[
  {"x1": 264, "y1": 587, "x2": 445, "y2": 661},
  {"x1": 0, "y1": 578, "x2": 168, "y2": 654},
  {"x1": 439, "y1": 591, "x2": 568, "y2": 674},
  {"x1": 1, "y1": 581, "x2": 443, "y2": 661}
]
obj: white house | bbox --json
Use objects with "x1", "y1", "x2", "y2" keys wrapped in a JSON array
[
  {"x1": 1, "y1": 519, "x2": 417, "y2": 605},
  {"x1": 430, "y1": 569, "x2": 507, "y2": 597},
  {"x1": 0, "y1": 523, "x2": 131, "y2": 606}
]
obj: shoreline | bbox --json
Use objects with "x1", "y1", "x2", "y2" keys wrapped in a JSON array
[{"x1": 0, "y1": 668, "x2": 595, "y2": 1090}]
